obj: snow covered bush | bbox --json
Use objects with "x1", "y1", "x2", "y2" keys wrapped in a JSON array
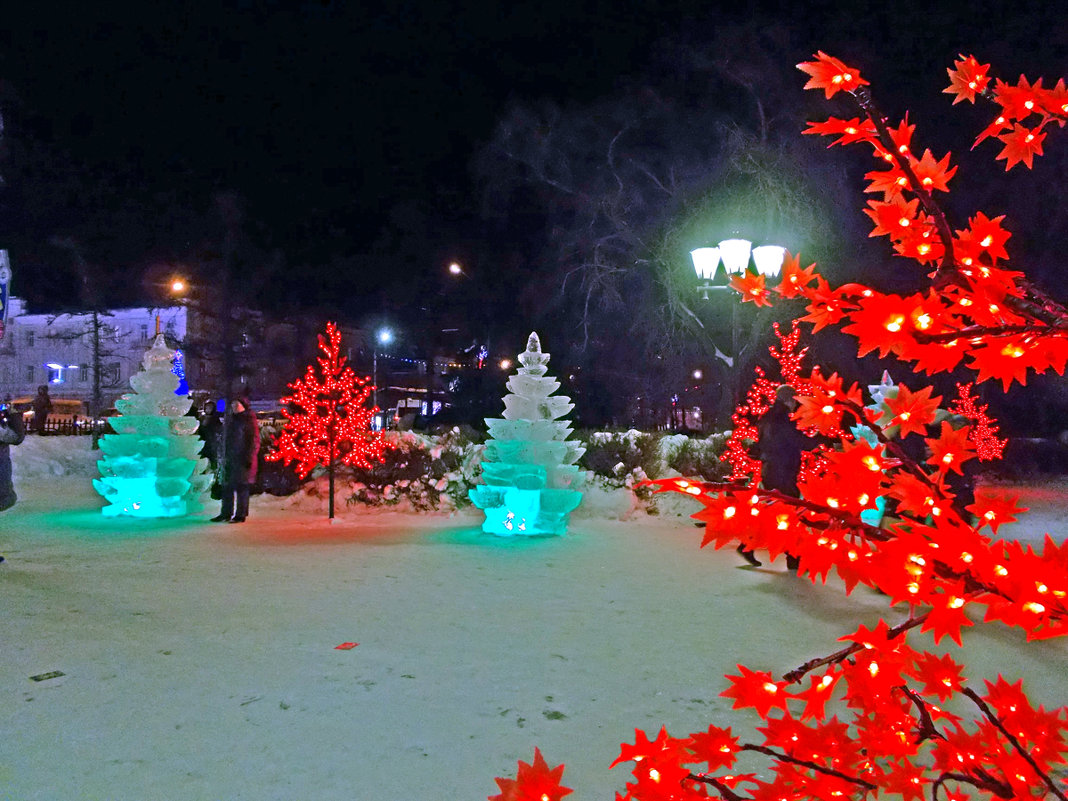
[
  {"x1": 341, "y1": 430, "x2": 477, "y2": 512},
  {"x1": 580, "y1": 430, "x2": 661, "y2": 489}
]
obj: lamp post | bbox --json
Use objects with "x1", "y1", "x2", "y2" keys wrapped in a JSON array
[
  {"x1": 690, "y1": 238, "x2": 786, "y2": 411},
  {"x1": 373, "y1": 327, "x2": 393, "y2": 430}
]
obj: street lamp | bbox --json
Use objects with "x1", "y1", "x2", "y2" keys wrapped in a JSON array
[
  {"x1": 448, "y1": 261, "x2": 464, "y2": 276},
  {"x1": 373, "y1": 327, "x2": 393, "y2": 429},
  {"x1": 690, "y1": 238, "x2": 787, "y2": 408}
]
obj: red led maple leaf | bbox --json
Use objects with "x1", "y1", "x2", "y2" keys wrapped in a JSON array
[
  {"x1": 995, "y1": 75, "x2": 1046, "y2": 120},
  {"x1": 944, "y1": 54, "x2": 991, "y2": 104},
  {"x1": 995, "y1": 123, "x2": 1047, "y2": 170},
  {"x1": 610, "y1": 727, "x2": 676, "y2": 770},
  {"x1": 776, "y1": 253, "x2": 819, "y2": 299},
  {"x1": 797, "y1": 51, "x2": 868, "y2": 98},
  {"x1": 685, "y1": 725, "x2": 739, "y2": 771},
  {"x1": 841, "y1": 293, "x2": 923, "y2": 358},
  {"x1": 730, "y1": 271, "x2": 772, "y2": 307},
  {"x1": 803, "y1": 116, "x2": 878, "y2": 147},
  {"x1": 800, "y1": 277, "x2": 853, "y2": 332},
  {"x1": 721, "y1": 665, "x2": 792, "y2": 717},
  {"x1": 966, "y1": 338, "x2": 1039, "y2": 391},
  {"x1": 910, "y1": 149, "x2": 957, "y2": 193},
  {"x1": 921, "y1": 582, "x2": 975, "y2": 646},
  {"x1": 925, "y1": 421, "x2": 976, "y2": 475},
  {"x1": 967, "y1": 493, "x2": 1026, "y2": 535},
  {"x1": 864, "y1": 197, "x2": 921, "y2": 238},
  {"x1": 955, "y1": 212, "x2": 1011, "y2": 264},
  {"x1": 489, "y1": 748, "x2": 572, "y2": 801},
  {"x1": 910, "y1": 652, "x2": 967, "y2": 701},
  {"x1": 878, "y1": 383, "x2": 942, "y2": 438}
]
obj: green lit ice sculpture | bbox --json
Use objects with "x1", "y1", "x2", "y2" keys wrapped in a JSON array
[
  {"x1": 93, "y1": 333, "x2": 211, "y2": 517},
  {"x1": 469, "y1": 332, "x2": 586, "y2": 536}
]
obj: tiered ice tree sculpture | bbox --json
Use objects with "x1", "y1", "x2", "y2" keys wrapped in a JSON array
[
  {"x1": 470, "y1": 332, "x2": 586, "y2": 536},
  {"x1": 93, "y1": 333, "x2": 211, "y2": 517}
]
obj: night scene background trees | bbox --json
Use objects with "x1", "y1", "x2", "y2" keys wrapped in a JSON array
[{"x1": 0, "y1": 2, "x2": 1066, "y2": 434}]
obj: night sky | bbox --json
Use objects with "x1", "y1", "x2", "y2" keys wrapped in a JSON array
[{"x1": 1, "y1": 1, "x2": 1065, "y2": 331}]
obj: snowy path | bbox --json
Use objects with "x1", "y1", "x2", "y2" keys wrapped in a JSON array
[{"x1": 1, "y1": 468, "x2": 1066, "y2": 799}]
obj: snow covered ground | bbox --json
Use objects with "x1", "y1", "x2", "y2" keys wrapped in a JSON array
[{"x1": 1, "y1": 437, "x2": 1066, "y2": 800}]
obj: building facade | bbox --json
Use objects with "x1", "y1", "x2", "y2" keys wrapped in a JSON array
[{"x1": 0, "y1": 297, "x2": 188, "y2": 409}]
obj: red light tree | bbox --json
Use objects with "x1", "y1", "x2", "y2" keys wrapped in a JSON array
[
  {"x1": 490, "y1": 54, "x2": 1068, "y2": 799},
  {"x1": 267, "y1": 322, "x2": 392, "y2": 519}
]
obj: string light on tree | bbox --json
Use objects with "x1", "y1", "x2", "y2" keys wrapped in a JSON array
[{"x1": 267, "y1": 322, "x2": 393, "y2": 519}]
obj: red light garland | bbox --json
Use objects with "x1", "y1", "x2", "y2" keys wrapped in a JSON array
[{"x1": 266, "y1": 322, "x2": 393, "y2": 518}]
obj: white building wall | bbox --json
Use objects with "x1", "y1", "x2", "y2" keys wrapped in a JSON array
[{"x1": 0, "y1": 297, "x2": 187, "y2": 406}]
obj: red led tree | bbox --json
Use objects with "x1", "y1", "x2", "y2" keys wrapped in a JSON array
[
  {"x1": 267, "y1": 322, "x2": 392, "y2": 519},
  {"x1": 490, "y1": 54, "x2": 1068, "y2": 799}
]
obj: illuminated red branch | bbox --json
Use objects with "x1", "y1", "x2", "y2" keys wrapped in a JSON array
[
  {"x1": 690, "y1": 744, "x2": 880, "y2": 792},
  {"x1": 782, "y1": 615, "x2": 926, "y2": 684},
  {"x1": 851, "y1": 85, "x2": 959, "y2": 277},
  {"x1": 962, "y1": 688, "x2": 1068, "y2": 801},
  {"x1": 916, "y1": 323, "x2": 1068, "y2": 343}
]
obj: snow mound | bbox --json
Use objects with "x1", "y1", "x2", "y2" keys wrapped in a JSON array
[{"x1": 10, "y1": 434, "x2": 98, "y2": 479}]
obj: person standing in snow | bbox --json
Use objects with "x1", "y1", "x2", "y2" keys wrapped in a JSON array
[
  {"x1": 0, "y1": 397, "x2": 26, "y2": 512},
  {"x1": 31, "y1": 385, "x2": 52, "y2": 434},
  {"x1": 212, "y1": 396, "x2": 260, "y2": 523},
  {"x1": 746, "y1": 384, "x2": 808, "y2": 570}
]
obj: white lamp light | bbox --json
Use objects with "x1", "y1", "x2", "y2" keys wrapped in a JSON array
[
  {"x1": 752, "y1": 245, "x2": 787, "y2": 278},
  {"x1": 690, "y1": 247, "x2": 721, "y2": 281},
  {"x1": 718, "y1": 238, "x2": 753, "y2": 275}
]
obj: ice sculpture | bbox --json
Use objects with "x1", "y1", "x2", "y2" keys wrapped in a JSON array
[
  {"x1": 93, "y1": 334, "x2": 211, "y2": 517},
  {"x1": 469, "y1": 332, "x2": 586, "y2": 536}
]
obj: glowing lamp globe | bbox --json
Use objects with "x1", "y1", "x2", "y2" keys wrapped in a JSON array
[
  {"x1": 718, "y1": 238, "x2": 753, "y2": 275},
  {"x1": 691, "y1": 247, "x2": 721, "y2": 281},
  {"x1": 752, "y1": 245, "x2": 787, "y2": 277}
]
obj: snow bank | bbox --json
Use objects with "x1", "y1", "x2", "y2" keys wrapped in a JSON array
[{"x1": 10, "y1": 434, "x2": 99, "y2": 480}]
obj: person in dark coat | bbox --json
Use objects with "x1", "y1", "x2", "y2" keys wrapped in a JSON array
[
  {"x1": 199, "y1": 402, "x2": 224, "y2": 472},
  {"x1": 31, "y1": 385, "x2": 52, "y2": 434},
  {"x1": 211, "y1": 397, "x2": 260, "y2": 523},
  {"x1": 0, "y1": 399, "x2": 26, "y2": 511},
  {"x1": 744, "y1": 384, "x2": 808, "y2": 569}
]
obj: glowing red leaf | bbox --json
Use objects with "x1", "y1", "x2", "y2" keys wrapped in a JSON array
[
  {"x1": 797, "y1": 52, "x2": 868, "y2": 98},
  {"x1": 489, "y1": 748, "x2": 572, "y2": 801}
]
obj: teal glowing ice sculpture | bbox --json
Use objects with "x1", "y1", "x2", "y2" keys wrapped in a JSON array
[
  {"x1": 93, "y1": 334, "x2": 211, "y2": 517},
  {"x1": 469, "y1": 332, "x2": 586, "y2": 536}
]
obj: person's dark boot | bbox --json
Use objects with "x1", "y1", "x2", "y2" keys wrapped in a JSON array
[
  {"x1": 737, "y1": 544, "x2": 761, "y2": 567},
  {"x1": 210, "y1": 514, "x2": 227, "y2": 522},
  {"x1": 786, "y1": 554, "x2": 800, "y2": 572}
]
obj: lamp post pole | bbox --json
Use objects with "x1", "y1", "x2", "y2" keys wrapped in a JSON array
[
  {"x1": 373, "y1": 328, "x2": 393, "y2": 430},
  {"x1": 691, "y1": 239, "x2": 786, "y2": 414}
]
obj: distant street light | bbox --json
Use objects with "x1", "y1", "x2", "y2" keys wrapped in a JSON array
[
  {"x1": 448, "y1": 261, "x2": 464, "y2": 276},
  {"x1": 499, "y1": 358, "x2": 512, "y2": 371},
  {"x1": 692, "y1": 369, "x2": 703, "y2": 380},
  {"x1": 373, "y1": 327, "x2": 394, "y2": 428},
  {"x1": 170, "y1": 278, "x2": 187, "y2": 294},
  {"x1": 690, "y1": 238, "x2": 787, "y2": 408}
]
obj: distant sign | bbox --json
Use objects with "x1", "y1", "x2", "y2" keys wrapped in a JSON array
[{"x1": 0, "y1": 250, "x2": 10, "y2": 342}]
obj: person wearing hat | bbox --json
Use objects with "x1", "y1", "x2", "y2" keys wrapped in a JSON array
[{"x1": 212, "y1": 396, "x2": 260, "y2": 523}]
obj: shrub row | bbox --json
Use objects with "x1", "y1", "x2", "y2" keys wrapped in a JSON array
[{"x1": 263, "y1": 427, "x2": 733, "y2": 512}]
